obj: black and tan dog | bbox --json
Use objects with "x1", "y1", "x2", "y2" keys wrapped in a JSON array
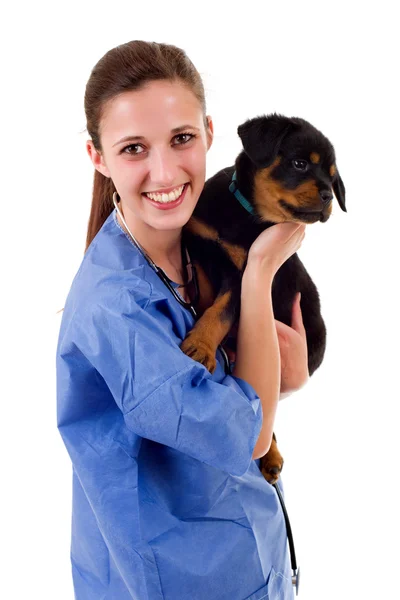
[{"x1": 181, "y1": 113, "x2": 346, "y2": 483}]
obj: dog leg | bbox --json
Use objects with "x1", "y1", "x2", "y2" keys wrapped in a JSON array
[
  {"x1": 259, "y1": 433, "x2": 284, "y2": 484},
  {"x1": 180, "y1": 289, "x2": 237, "y2": 373}
]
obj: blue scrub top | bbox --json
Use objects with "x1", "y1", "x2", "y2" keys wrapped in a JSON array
[{"x1": 56, "y1": 209, "x2": 294, "y2": 600}]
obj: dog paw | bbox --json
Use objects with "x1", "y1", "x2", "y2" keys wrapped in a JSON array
[
  {"x1": 259, "y1": 449, "x2": 284, "y2": 485},
  {"x1": 180, "y1": 333, "x2": 217, "y2": 373}
]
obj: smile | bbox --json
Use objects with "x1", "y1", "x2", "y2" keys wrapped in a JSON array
[
  {"x1": 143, "y1": 183, "x2": 189, "y2": 211},
  {"x1": 143, "y1": 184, "x2": 187, "y2": 204}
]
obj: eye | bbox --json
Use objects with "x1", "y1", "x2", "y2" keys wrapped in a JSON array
[
  {"x1": 292, "y1": 159, "x2": 309, "y2": 171},
  {"x1": 172, "y1": 133, "x2": 195, "y2": 145},
  {"x1": 121, "y1": 144, "x2": 145, "y2": 156}
]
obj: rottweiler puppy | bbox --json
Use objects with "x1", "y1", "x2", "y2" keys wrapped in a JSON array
[{"x1": 181, "y1": 113, "x2": 346, "y2": 484}]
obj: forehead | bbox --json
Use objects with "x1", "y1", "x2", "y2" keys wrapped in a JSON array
[{"x1": 100, "y1": 80, "x2": 204, "y2": 141}]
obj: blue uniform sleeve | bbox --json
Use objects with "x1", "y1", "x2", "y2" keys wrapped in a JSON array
[{"x1": 66, "y1": 286, "x2": 263, "y2": 477}]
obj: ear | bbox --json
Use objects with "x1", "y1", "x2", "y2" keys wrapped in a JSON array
[
  {"x1": 86, "y1": 140, "x2": 111, "y2": 178},
  {"x1": 205, "y1": 115, "x2": 214, "y2": 151},
  {"x1": 237, "y1": 113, "x2": 298, "y2": 168},
  {"x1": 332, "y1": 169, "x2": 346, "y2": 212}
]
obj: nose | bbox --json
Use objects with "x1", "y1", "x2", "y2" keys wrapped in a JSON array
[
  {"x1": 148, "y1": 147, "x2": 178, "y2": 187},
  {"x1": 319, "y1": 190, "x2": 333, "y2": 205}
]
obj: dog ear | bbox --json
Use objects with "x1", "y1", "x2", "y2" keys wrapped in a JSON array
[
  {"x1": 237, "y1": 113, "x2": 298, "y2": 168},
  {"x1": 332, "y1": 169, "x2": 346, "y2": 212}
]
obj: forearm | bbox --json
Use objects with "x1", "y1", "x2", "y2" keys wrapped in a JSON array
[{"x1": 232, "y1": 263, "x2": 280, "y2": 459}]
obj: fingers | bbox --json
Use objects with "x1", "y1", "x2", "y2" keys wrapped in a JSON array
[
  {"x1": 275, "y1": 295, "x2": 305, "y2": 339},
  {"x1": 295, "y1": 225, "x2": 306, "y2": 252},
  {"x1": 274, "y1": 318, "x2": 288, "y2": 338},
  {"x1": 282, "y1": 222, "x2": 306, "y2": 240},
  {"x1": 284, "y1": 222, "x2": 306, "y2": 250},
  {"x1": 291, "y1": 292, "x2": 306, "y2": 337},
  {"x1": 247, "y1": 221, "x2": 306, "y2": 272}
]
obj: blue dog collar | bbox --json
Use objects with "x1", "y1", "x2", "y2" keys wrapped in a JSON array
[{"x1": 229, "y1": 171, "x2": 255, "y2": 215}]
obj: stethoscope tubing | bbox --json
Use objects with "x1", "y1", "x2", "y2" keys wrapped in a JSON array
[
  {"x1": 273, "y1": 482, "x2": 300, "y2": 594},
  {"x1": 153, "y1": 265, "x2": 231, "y2": 373}
]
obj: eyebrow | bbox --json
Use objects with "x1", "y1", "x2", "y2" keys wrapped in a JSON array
[{"x1": 112, "y1": 125, "x2": 201, "y2": 147}]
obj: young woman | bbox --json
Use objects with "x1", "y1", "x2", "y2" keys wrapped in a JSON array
[{"x1": 56, "y1": 40, "x2": 308, "y2": 600}]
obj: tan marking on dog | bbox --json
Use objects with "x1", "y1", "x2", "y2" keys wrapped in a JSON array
[
  {"x1": 180, "y1": 291, "x2": 234, "y2": 373},
  {"x1": 185, "y1": 217, "x2": 218, "y2": 240},
  {"x1": 219, "y1": 240, "x2": 247, "y2": 271},
  {"x1": 294, "y1": 180, "x2": 320, "y2": 203},
  {"x1": 259, "y1": 434, "x2": 284, "y2": 484},
  {"x1": 330, "y1": 164, "x2": 336, "y2": 177},
  {"x1": 193, "y1": 261, "x2": 215, "y2": 316},
  {"x1": 196, "y1": 291, "x2": 233, "y2": 340},
  {"x1": 254, "y1": 158, "x2": 320, "y2": 222},
  {"x1": 186, "y1": 217, "x2": 246, "y2": 270},
  {"x1": 310, "y1": 152, "x2": 320, "y2": 164},
  {"x1": 253, "y1": 157, "x2": 287, "y2": 222}
]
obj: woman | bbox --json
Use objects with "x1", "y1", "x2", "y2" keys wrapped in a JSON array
[{"x1": 56, "y1": 40, "x2": 308, "y2": 600}]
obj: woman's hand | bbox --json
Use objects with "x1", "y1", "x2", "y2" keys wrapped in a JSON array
[
  {"x1": 247, "y1": 222, "x2": 306, "y2": 275},
  {"x1": 275, "y1": 292, "x2": 309, "y2": 396}
]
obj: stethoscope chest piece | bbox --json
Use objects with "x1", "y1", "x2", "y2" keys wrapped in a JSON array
[{"x1": 292, "y1": 567, "x2": 300, "y2": 595}]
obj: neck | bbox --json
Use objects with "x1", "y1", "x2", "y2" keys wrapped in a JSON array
[{"x1": 116, "y1": 206, "x2": 182, "y2": 268}]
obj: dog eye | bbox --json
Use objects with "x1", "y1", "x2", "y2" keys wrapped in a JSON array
[{"x1": 292, "y1": 159, "x2": 308, "y2": 171}]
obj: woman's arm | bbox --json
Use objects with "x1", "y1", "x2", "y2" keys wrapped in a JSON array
[
  {"x1": 233, "y1": 280, "x2": 309, "y2": 457},
  {"x1": 233, "y1": 262, "x2": 280, "y2": 460},
  {"x1": 232, "y1": 222, "x2": 306, "y2": 460}
]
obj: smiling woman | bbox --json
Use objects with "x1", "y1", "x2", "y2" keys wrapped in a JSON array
[{"x1": 56, "y1": 39, "x2": 301, "y2": 600}]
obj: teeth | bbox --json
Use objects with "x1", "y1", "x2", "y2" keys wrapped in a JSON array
[{"x1": 145, "y1": 185, "x2": 185, "y2": 203}]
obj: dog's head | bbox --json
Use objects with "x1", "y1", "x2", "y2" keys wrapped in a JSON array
[{"x1": 237, "y1": 113, "x2": 346, "y2": 224}]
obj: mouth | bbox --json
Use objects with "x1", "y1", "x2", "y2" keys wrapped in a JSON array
[
  {"x1": 143, "y1": 183, "x2": 189, "y2": 210},
  {"x1": 280, "y1": 200, "x2": 331, "y2": 224}
]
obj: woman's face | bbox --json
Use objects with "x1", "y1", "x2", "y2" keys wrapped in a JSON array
[{"x1": 88, "y1": 79, "x2": 213, "y2": 232}]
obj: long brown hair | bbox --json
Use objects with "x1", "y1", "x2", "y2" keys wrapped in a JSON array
[{"x1": 84, "y1": 40, "x2": 208, "y2": 252}]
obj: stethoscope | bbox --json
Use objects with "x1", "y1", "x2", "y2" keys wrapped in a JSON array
[{"x1": 112, "y1": 191, "x2": 300, "y2": 594}]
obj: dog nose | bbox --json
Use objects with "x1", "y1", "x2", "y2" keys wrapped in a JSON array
[{"x1": 319, "y1": 190, "x2": 333, "y2": 205}]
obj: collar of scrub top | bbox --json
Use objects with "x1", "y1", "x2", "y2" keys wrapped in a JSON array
[
  {"x1": 112, "y1": 192, "x2": 190, "y2": 282},
  {"x1": 112, "y1": 192, "x2": 198, "y2": 308}
]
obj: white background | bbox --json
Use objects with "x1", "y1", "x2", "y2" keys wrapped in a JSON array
[{"x1": 2, "y1": 1, "x2": 399, "y2": 598}]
